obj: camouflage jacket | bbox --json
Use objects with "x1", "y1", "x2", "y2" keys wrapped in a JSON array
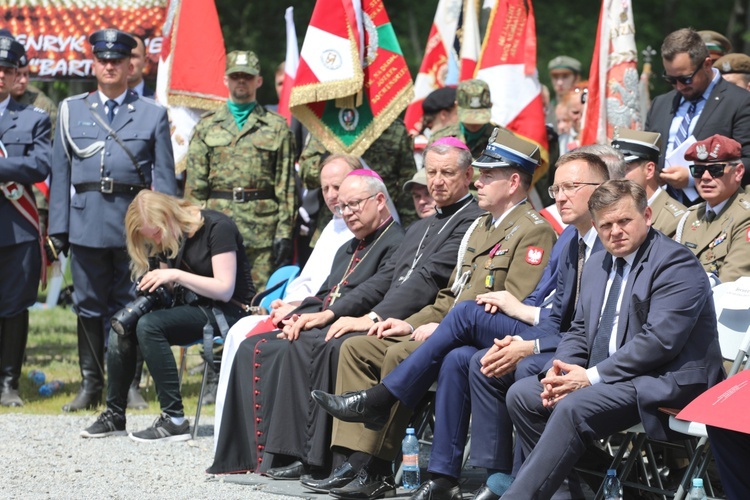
[
  {"x1": 299, "y1": 119, "x2": 417, "y2": 226},
  {"x1": 186, "y1": 103, "x2": 296, "y2": 245},
  {"x1": 428, "y1": 122, "x2": 498, "y2": 160}
]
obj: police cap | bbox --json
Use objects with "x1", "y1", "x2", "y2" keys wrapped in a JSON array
[
  {"x1": 0, "y1": 33, "x2": 25, "y2": 69},
  {"x1": 89, "y1": 29, "x2": 137, "y2": 60}
]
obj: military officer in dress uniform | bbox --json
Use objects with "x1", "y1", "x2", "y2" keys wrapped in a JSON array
[
  {"x1": 0, "y1": 34, "x2": 51, "y2": 407},
  {"x1": 674, "y1": 134, "x2": 750, "y2": 282},
  {"x1": 612, "y1": 128, "x2": 687, "y2": 237},
  {"x1": 47, "y1": 29, "x2": 176, "y2": 412},
  {"x1": 187, "y1": 50, "x2": 296, "y2": 289}
]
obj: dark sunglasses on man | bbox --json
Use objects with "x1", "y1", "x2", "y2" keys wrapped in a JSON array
[
  {"x1": 662, "y1": 65, "x2": 702, "y2": 86},
  {"x1": 689, "y1": 163, "x2": 735, "y2": 178}
]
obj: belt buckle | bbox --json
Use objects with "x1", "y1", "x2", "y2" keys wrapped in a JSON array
[
  {"x1": 232, "y1": 187, "x2": 245, "y2": 203},
  {"x1": 100, "y1": 177, "x2": 114, "y2": 194}
]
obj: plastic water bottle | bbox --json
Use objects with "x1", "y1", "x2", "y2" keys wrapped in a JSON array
[
  {"x1": 689, "y1": 478, "x2": 707, "y2": 500},
  {"x1": 602, "y1": 469, "x2": 622, "y2": 500},
  {"x1": 28, "y1": 370, "x2": 46, "y2": 386},
  {"x1": 402, "y1": 427, "x2": 420, "y2": 490},
  {"x1": 38, "y1": 380, "x2": 63, "y2": 397}
]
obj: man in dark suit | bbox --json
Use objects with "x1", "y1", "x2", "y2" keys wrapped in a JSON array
[
  {"x1": 0, "y1": 34, "x2": 52, "y2": 407},
  {"x1": 500, "y1": 180, "x2": 724, "y2": 499},
  {"x1": 645, "y1": 28, "x2": 750, "y2": 203},
  {"x1": 48, "y1": 29, "x2": 177, "y2": 412}
]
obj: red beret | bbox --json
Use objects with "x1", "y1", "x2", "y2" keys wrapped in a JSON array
[{"x1": 684, "y1": 134, "x2": 741, "y2": 163}]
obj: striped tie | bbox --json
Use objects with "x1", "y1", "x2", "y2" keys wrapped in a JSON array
[
  {"x1": 589, "y1": 258, "x2": 625, "y2": 367},
  {"x1": 674, "y1": 99, "x2": 700, "y2": 147}
]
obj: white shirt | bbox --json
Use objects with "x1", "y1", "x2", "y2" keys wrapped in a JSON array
[
  {"x1": 283, "y1": 216, "x2": 354, "y2": 303},
  {"x1": 98, "y1": 90, "x2": 128, "y2": 118},
  {"x1": 586, "y1": 250, "x2": 638, "y2": 384}
]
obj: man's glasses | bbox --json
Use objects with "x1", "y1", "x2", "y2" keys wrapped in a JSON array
[
  {"x1": 334, "y1": 194, "x2": 377, "y2": 215},
  {"x1": 548, "y1": 181, "x2": 600, "y2": 198},
  {"x1": 662, "y1": 65, "x2": 702, "y2": 86},
  {"x1": 689, "y1": 163, "x2": 735, "y2": 178}
]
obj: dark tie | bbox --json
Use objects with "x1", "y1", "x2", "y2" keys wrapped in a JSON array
[
  {"x1": 589, "y1": 257, "x2": 626, "y2": 367},
  {"x1": 674, "y1": 98, "x2": 700, "y2": 147},
  {"x1": 575, "y1": 238, "x2": 586, "y2": 306},
  {"x1": 106, "y1": 99, "x2": 117, "y2": 123},
  {"x1": 705, "y1": 209, "x2": 716, "y2": 223}
]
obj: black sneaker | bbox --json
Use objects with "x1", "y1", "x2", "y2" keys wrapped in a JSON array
[
  {"x1": 129, "y1": 413, "x2": 190, "y2": 442},
  {"x1": 80, "y1": 409, "x2": 127, "y2": 438}
]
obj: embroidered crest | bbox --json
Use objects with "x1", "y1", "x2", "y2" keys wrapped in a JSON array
[
  {"x1": 236, "y1": 52, "x2": 248, "y2": 65},
  {"x1": 695, "y1": 144, "x2": 709, "y2": 161},
  {"x1": 104, "y1": 30, "x2": 117, "y2": 43},
  {"x1": 525, "y1": 246, "x2": 544, "y2": 265}
]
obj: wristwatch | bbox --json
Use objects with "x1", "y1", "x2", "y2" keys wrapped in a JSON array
[
  {"x1": 532, "y1": 339, "x2": 540, "y2": 355},
  {"x1": 368, "y1": 311, "x2": 380, "y2": 323}
]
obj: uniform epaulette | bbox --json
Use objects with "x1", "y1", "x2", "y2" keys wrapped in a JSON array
[
  {"x1": 664, "y1": 202, "x2": 687, "y2": 218},
  {"x1": 31, "y1": 106, "x2": 46, "y2": 114},
  {"x1": 738, "y1": 197, "x2": 750, "y2": 210},
  {"x1": 66, "y1": 92, "x2": 89, "y2": 101},
  {"x1": 524, "y1": 209, "x2": 548, "y2": 225}
]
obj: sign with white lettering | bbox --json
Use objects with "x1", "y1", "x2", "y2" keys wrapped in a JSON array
[{"x1": 5, "y1": 0, "x2": 167, "y2": 79}]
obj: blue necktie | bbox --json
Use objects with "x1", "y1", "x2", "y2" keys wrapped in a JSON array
[
  {"x1": 106, "y1": 99, "x2": 117, "y2": 123},
  {"x1": 589, "y1": 257, "x2": 625, "y2": 367},
  {"x1": 674, "y1": 98, "x2": 700, "y2": 147}
]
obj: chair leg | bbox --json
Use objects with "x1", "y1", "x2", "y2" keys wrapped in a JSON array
[
  {"x1": 673, "y1": 436, "x2": 709, "y2": 500},
  {"x1": 192, "y1": 360, "x2": 210, "y2": 440}
]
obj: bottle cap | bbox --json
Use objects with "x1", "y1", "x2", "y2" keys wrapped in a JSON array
[
  {"x1": 692, "y1": 478, "x2": 704, "y2": 487},
  {"x1": 406, "y1": 427, "x2": 415, "y2": 434},
  {"x1": 607, "y1": 469, "x2": 617, "y2": 476}
]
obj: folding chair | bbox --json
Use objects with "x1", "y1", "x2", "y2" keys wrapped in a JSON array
[
  {"x1": 177, "y1": 336, "x2": 224, "y2": 440},
  {"x1": 591, "y1": 280, "x2": 750, "y2": 499},
  {"x1": 666, "y1": 279, "x2": 750, "y2": 500},
  {"x1": 251, "y1": 265, "x2": 301, "y2": 313}
]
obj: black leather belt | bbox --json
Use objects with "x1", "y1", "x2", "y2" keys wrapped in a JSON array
[
  {"x1": 209, "y1": 187, "x2": 275, "y2": 203},
  {"x1": 74, "y1": 178, "x2": 147, "y2": 195}
]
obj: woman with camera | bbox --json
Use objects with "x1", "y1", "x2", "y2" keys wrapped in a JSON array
[{"x1": 81, "y1": 190, "x2": 254, "y2": 442}]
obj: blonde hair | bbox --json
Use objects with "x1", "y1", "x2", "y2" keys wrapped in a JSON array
[{"x1": 125, "y1": 191, "x2": 204, "y2": 279}]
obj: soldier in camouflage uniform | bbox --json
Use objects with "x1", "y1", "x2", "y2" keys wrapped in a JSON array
[
  {"x1": 298, "y1": 118, "x2": 417, "y2": 227},
  {"x1": 428, "y1": 79, "x2": 499, "y2": 160},
  {"x1": 674, "y1": 135, "x2": 750, "y2": 282},
  {"x1": 187, "y1": 50, "x2": 296, "y2": 289}
]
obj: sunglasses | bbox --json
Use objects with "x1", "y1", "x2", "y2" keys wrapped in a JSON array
[
  {"x1": 689, "y1": 163, "x2": 735, "y2": 178},
  {"x1": 662, "y1": 65, "x2": 702, "y2": 86}
]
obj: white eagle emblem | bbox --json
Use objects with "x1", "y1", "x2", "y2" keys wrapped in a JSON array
[{"x1": 525, "y1": 246, "x2": 544, "y2": 266}]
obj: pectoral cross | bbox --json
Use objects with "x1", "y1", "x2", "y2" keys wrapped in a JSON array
[{"x1": 328, "y1": 285, "x2": 342, "y2": 305}]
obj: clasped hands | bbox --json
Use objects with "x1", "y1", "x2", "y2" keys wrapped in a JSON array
[
  {"x1": 368, "y1": 318, "x2": 438, "y2": 341},
  {"x1": 539, "y1": 359, "x2": 591, "y2": 408}
]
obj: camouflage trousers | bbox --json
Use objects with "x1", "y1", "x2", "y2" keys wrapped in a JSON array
[{"x1": 246, "y1": 246, "x2": 273, "y2": 293}]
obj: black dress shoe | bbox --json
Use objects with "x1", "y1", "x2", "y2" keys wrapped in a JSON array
[
  {"x1": 472, "y1": 484, "x2": 500, "y2": 500},
  {"x1": 329, "y1": 468, "x2": 396, "y2": 499},
  {"x1": 62, "y1": 389, "x2": 101, "y2": 412},
  {"x1": 408, "y1": 480, "x2": 462, "y2": 500},
  {"x1": 300, "y1": 461, "x2": 357, "y2": 492},
  {"x1": 311, "y1": 390, "x2": 390, "y2": 431},
  {"x1": 265, "y1": 460, "x2": 308, "y2": 480}
]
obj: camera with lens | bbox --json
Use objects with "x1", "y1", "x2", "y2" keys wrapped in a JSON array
[{"x1": 110, "y1": 278, "x2": 174, "y2": 337}]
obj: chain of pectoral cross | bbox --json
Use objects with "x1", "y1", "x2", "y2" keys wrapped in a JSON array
[{"x1": 324, "y1": 220, "x2": 395, "y2": 307}]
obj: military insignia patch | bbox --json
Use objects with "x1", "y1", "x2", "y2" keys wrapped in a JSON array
[
  {"x1": 236, "y1": 53, "x2": 248, "y2": 65},
  {"x1": 695, "y1": 144, "x2": 709, "y2": 161},
  {"x1": 338, "y1": 108, "x2": 359, "y2": 132},
  {"x1": 525, "y1": 246, "x2": 544, "y2": 265},
  {"x1": 104, "y1": 30, "x2": 117, "y2": 42},
  {"x1": 691, "y1": 220, "x2": 701, "y2": 230}
]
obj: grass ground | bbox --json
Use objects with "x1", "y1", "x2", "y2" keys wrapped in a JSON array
[{"x1": 0, "y1": 305, "x2": 213, "y2": 417}]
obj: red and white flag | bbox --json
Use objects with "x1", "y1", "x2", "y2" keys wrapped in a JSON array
[
  {"x1": 291, "y1": 0, "x2": 413, "y2": 157},
  {"x1": 580, "y1": 0, "x2": 642, "y2": 145},
  {"x1": 155, "y1": 0, "x2": 227, "y2": 174},
  {"x1": 459, "y1": 0, "x2": 480, "y2": 81},
  {"x1": 277, "y1": 6, "x2": 299, "y2": 124},
  {"x1": 475, "y1": 0, "x2": 548, "y2": 181},
  {"x1": 402, "y1": 0, "x2": 462, "y2": 135}
]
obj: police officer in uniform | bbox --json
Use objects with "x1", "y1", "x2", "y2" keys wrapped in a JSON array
[
  {"x1": 0, "y1": 34, "x2": 52, "y2": 407},
  {"x1": 674, "y1": 134, "x2": 750, "y2": 282},
  {"x1": 612, "y1": 128, "x2": 687, "y2": 237},
  {"x1": 47, "y1": 29, "x2": 177, "y2": 412},
  {"x1": 187, "y1": 50, "x2": 296, "y2": 289}
]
